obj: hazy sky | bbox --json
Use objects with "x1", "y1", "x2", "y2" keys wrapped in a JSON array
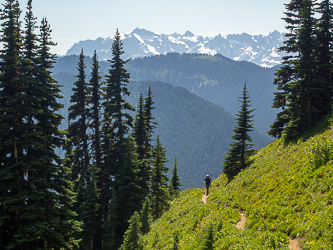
[{"x1": 12, "y1": 0, "x2": 289, "y2": 55}]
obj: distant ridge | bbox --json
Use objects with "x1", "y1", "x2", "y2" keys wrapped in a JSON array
[{"x1": 66, "y1": 28, "x2": 287, "y2": 68}]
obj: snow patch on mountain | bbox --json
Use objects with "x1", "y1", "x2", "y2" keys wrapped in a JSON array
[{"x1": 66, "y1": 28, "x2": 287, "y2": 68}]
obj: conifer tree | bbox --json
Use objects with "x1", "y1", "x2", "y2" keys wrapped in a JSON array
[
  {"x1": 314, "y1": 0, "x2": 333, "y2": 117},
  {"x1": 169, "y1": 156, "x2": 182, "y2": 196},
  {"x1": 81, "y1": 166, "x2": 98, "y2": 249},
  {"x1": 172, "y1": 231, "x2": 180, "y2": 250},
  {"x1": 33, "y1": 16, "x2": 80, "y2": 249},
  {"x1": 101, "y1": 29, "x2": 135, "y2": 246},
  {"x1": 21, "y1": 0, "x2": 38, "y2": 124},
  {"x1": 269, "y1": 0, "x2": 325, "y2": 139},
  {"x1": 223, "y1": 83, "x2": 255, "y2": 181},
  {"x1": 144, "y1": 86, "x2": 158, "y2": 159},
  {"x1": 140, "y1": 196, "x2": 152, "y2": 234},
  {"x1": 202, "y1": 223, "x2": 214, "y2": 250},
  {"x1": 102, "y1": 28, "x2": 134, "y2": 185},
  {"x1": 119, "y1": 211, "x2": 143, "y2": 250},
  {"x1": 87, "y1": 50, "x2": 104, "y2": 249},
  {"x1": 151, "y1": 135, "x2": 169, "y2": 219},
  {"x1": 116, "y1": 136, "x2": 143, "y2": 240},
  {"x1": 67, "y1": 49, "x2": 90, "y2": 215},
  {"x1": 0, "y1": 1, "x2": 26, "y2": 247},
  {"x1": 133, "y1": 92, "x2": 150, "y2": 197},
  {"x1": 103, "y1": 188, "x2": 118, "y2": 250},
  {"x1": 0, "y1": 1, "x2": 79, "y2": 246}
]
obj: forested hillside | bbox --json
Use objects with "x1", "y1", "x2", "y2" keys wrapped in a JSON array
[
  {"x1": 54, "y1": 53, "x2": 278, "y2": 134},
  {"x1": 54, "y1": 72, "x2": 271, "y2": 189},
  {"x1": 140, "y1": 118, "x2": 333, "y2": 249}
]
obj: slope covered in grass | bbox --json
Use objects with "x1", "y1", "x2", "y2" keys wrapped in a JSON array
[{"x1": 141, "y1": 120, "x2": 333, "y2": 249}]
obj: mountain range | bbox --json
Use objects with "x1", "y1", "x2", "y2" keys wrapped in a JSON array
[{"x1": 66, "y1": 28, "x2": 287, "y2": 68}]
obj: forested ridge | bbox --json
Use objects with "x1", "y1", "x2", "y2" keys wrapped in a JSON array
[
  {"x1": 54, "y1": 53, "x2": 278, "y2": 134},
  {"x1": 54, "y1": 73, "x2": 271, "y2": 189}
]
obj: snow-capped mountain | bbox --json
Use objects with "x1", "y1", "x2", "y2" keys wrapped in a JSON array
[{"x1": 66, "y1": 28, "x2": 287, "y2": 68}]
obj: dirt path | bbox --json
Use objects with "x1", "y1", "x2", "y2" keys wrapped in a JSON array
[
  {"x1": 235, "y1": 212, "x2": 247, "y2": 231},
  {"x1": 201, "y1": 195, "x2": 301, "y2": 249},
  {"x1": 201, "y1": 194, "x2": 207, "y2": 204},
  {"x1": 233, "y1": 213, "x2": 301, "y2": 249},
  {"x1": 288, "y1": 238, "x2": 301, "y2": 250}
]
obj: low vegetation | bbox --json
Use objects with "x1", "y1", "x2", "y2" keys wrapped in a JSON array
[{"x1": 141, "y1": 118, "x2": 333, "y2": 249}]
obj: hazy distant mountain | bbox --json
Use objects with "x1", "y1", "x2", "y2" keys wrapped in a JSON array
[{"x1": 66, "y1": 28, "x2": 287, "y2": 68}]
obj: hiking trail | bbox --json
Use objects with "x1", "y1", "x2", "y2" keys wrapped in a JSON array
[
  {"x1": 201, "y1": 194, "x2": 207, "y2": 204},
  {"x1": 233, "y1": 212, "x2": 301, "y2": 250},
  {"x1": 235, "y1": 212, "x2": 247, "y2": 231},
  {"x1": 200, "y1": 193, "x2": 301, "y2": 249}
]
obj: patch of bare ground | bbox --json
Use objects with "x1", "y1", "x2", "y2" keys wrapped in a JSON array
[
  {"x1": 201, "y1": 194, "x2": 207, "y2": 204},
  {"x1": 288, "y1": 237, "x2": 301, "y2": 250},
  {"x1": 235, "y1": 212, "x2": 247, "y2": 230}
]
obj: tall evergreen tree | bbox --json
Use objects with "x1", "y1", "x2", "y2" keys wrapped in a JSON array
[
  {"x1": 223, "y1": 83, "x2": 255, "y2": 181},
  {"x1": 116, "y1": 136, "x2": 143, "y2": 241},
  {"x1": 269, "y1": 0, "x2": 325, "y2": 139},
  {"x1": 87, "y1": 50, "x2": 104, "y2": 249},
  {"x1": 102, "y1": 28, "x2": 134, "y2": 184},
  {"x1": 33, "y1": 16, "x2": 80, "y2": 249},
  {"x1": 81, "y1": 165, "x2": 98, "y2": 250},
  {"x1": 66, "y1": 49, "x2": 90, "y2": 248},
  {"x1": 0, "y1": 1, "x2": 79, "y2": 246},
  {"x1": 169, "y1": 156, "x2": 182, "y2": 196},
  {"x1": 119, "y1": 211, "x2": 143, "y2": 250},
  {"x1": 133, "y1": 92, "x2": 150, "y2": 198},
  {"x1": 151, "y1": 135, "x2": 169, "y2": 219},
  {"x1": 101, "y1": 29, "x2": 135, "y2": 246},
  {"x1": 144, "y1": 86, "x2": 157, "y2": 159},
  {"x1": 314, "y1": 0, "x2": 333, "y2": 117},
  {"x1": 103, "y1": 188, "x2": 118, "y2": 250},
  {"x1": 202, "y1": 223, "x2": 214, "y2": 250},
  {"x1": 0, "y1": 1, "x2": 25, "y2": 247},
  {"x1": 140, "y1": 196, "x2": 152, "y2": 235}
]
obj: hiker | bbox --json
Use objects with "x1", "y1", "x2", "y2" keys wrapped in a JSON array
[{"x1": 204, "y1": 174, "x2": 211, "y2": 196}]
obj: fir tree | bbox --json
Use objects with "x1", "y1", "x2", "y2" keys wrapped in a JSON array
[
  {"x1": 102, "y1": 28, "x2": 134, "y2": 184},
  {"x1": 172, "y1": 231, "x2": 180, "y2": 250},
  {"x1": 133, "y1": 92, "x2": 150, "y2": 198},
  {"x1": 116, "y1": 136, "x2": 143, "y2": 240},
  {"x1": 0, "y1": 1, "x2": 26, "y2": 247},
  {"x1": 103, "y1": 188, "x2": 118, "y2": 250},
  {"x1": 314, "y1": 0, "x2": 333, "y2": 118},
  {"x1": 144, "y1": 86, "x2": 157, "y2": 159},
  {"x1": 0, "y1": 1, "x2": 79, "y2": 246},
  {"x1": 81, "y1": 165, "x2": 98, "y2": 250},
  {"x1": 202, "y1": 223, "x2": 214, "y2": 250},
  {"x1": 140, "y1": 196, "x2": 152, "y2": 234},
  {"x1": 101, "y1": 29, "x2": 134, "y2": 246},
  {"x1": 119, "y1": 211, "x2": 143, "y2": 250},
  {"x1": 151, "y1": 135, "x2": 169, "y2": 219},
  {"x1": 169, "y1": 156, "x2": 182, "y2": 196},
  {"x1": 67, "y1": 49, "x2": 90, "y2": 232},
  {"x1": 269, "y1": 0, "x2": 323, "y2": 139},
  {"x1": 87, "y1": 50, "x2": 104, "y2": 249},
  {"x1": 223, "y1": 83, "x2": 255, "y2": 181},
  {"x1": 33, "y1": 16, "x2": 79, "y2": 249}
]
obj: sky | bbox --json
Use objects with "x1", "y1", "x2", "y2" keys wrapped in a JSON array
[{"x1": 10, "y1": 0, "x2": 289, "y2": 55}]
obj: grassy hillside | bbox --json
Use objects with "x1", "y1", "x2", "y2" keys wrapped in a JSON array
[{"x1": 141, "y1": 118, "x2": 333, "y2": 249}]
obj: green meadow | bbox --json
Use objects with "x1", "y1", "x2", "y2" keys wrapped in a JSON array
[{"x1": 141, "y1": 118, "x2": 333, "y2": 249}]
